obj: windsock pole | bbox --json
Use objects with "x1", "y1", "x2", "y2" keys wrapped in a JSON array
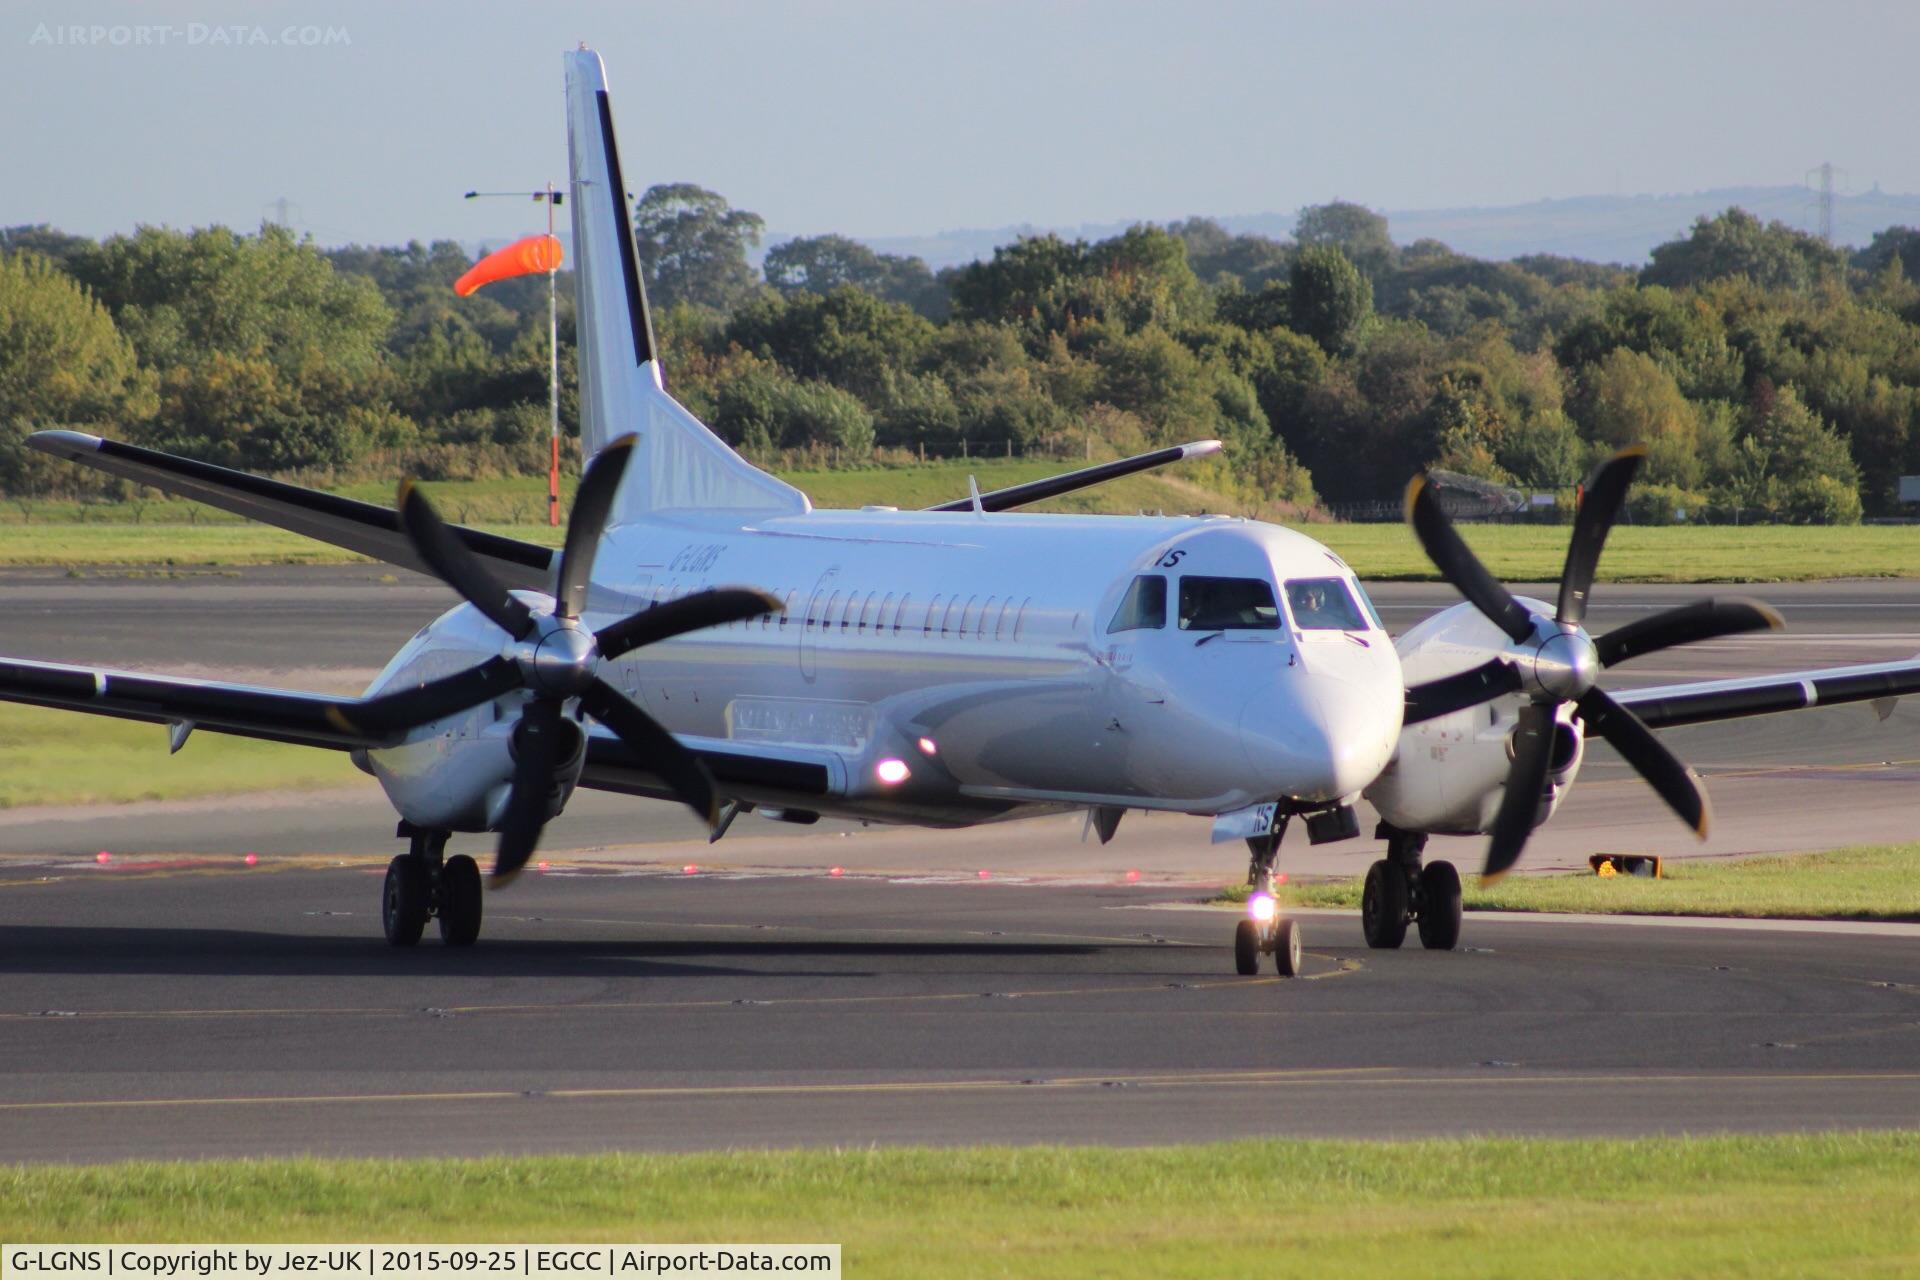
[
  {"x1": 546, "y1": 182, "x2": 560, "y2": 527},
  {"x1": 460, "y1": 187, "x2": 567, "y2": 527}
]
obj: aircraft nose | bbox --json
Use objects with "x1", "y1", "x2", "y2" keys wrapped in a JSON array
[{"x1": 1239, "y1": 672, "x2": 1401, "y2": 803}]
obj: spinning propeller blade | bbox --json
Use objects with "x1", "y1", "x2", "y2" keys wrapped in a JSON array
[
  {"x1": 1402, "y1": 445, "x2": 1752, "y2": 879},
  {"x1": 380, "y1": 452, "x2": 783, "y2": 883}
]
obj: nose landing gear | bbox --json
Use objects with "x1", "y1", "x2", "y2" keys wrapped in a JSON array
[
  {"x1": 1233, "y1": 822, "x2": 1302, "y2": 977},
  {"x1": 383, "y1": 822, "x2": 483, "y2": 947},
  {"x1": 1363, "y1": 828, "x2": 1461, "y2": 951}
]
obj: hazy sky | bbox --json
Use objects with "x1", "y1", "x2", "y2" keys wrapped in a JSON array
[{"x1": 5, "y1": 1, "x2": 1916, "y2": 247}]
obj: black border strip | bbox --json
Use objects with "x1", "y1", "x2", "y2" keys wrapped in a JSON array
[{"x1": 596, "y1": 88, "x2": 657, "y2": 367}]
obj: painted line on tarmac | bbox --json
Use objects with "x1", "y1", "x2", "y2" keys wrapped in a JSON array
[
  {"x1": 0, "y1": 965, "x2": 1361, "y2": 1025},
  {"x1": 1140, "y1": 902, "x2": 1920, "y2": 937},
  {"x1": 6, "y1": 1068, "x2": 1919, "y2": 1115}
]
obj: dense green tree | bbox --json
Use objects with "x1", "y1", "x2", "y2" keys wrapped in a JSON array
[
  {"x1": 946, "y1": 234, "x2": 1088, "y2": 325},
  {"x1": 763, "y1": 234, "x2": 947, "y2": 319},
  {"x1": 631, "y1": 183, "x2": 764, "y2": 312},
  {"x1": 1169, "y1": 218, "x2": 1291, "y2": 289},
  {"x1": 1572, "y1": 347, "x2": 1702, "y2": 487},
  {"x1": 725, "y1": 286, "x2": 935, "y2": 401},
  {"x1": 1295, "y1": 202, "x2": 1396, "y2": 280},
  {"x1": 0, "y1": 224, "x2": 95, "y2": 272},
  {"x1": 1722, "y1": 386, "x2": 1862, "y2": 523},
  {"x1": 1288, "y1": 245, "x2": 1373, "y2": 355},
  {"x1": 1642, "y1": 208, "x2": 1846, "y2": 294}
]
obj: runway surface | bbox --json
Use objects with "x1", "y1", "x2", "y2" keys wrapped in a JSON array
[
  {"x1": 5, "y1": 858, "x2": 1920, "y2": 1162},
  {"x1": 3, "y1": 567, "x2": 1920, "y2": 1160}
]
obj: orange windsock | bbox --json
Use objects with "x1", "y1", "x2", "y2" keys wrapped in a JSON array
[{"x1": 454, "y1": 234, "x2": 564, "y2": 296}]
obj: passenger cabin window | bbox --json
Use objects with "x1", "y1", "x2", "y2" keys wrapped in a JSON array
[
  {"x1": 1108, "y1": 575, "x2": 1167, "y2": 633},
  {"x1": 1284, "y1": 577, "x2": 1369, "y2": 631},
  {"x1": 1177, "y1": 577, "x2": 1280, "y2": 631}
]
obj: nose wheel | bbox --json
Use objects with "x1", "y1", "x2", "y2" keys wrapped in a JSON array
[{"x1": 1232, "y1": 821, "x2": 1303, "y2": 977}]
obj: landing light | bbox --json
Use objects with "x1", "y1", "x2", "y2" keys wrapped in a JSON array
[
  {"x1": 876, "y1": 757, "x2": 911, "y2": 786},
  {"x1": 916, "y1": 737, "x2": 938, "y2": 756},
  {"x1": 1248, "y1": 893, "x2": 1278, "y2": 923}
]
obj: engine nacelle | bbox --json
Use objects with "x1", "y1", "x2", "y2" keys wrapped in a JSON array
[
  {"x1": 1365, "y1": 600, "x2": 1584, "y2": 835},
  {"x1": 357, "y1": 603, "x2": 588, "y2": 833}
]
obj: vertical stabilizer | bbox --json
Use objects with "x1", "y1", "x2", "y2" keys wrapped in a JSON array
[{"x1": 564, "y1": 48, "x2": 808, "y2": 519}]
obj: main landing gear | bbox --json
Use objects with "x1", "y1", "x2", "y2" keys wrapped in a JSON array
[
  {"x1": 1233, "y1": 822, "x2": 1302, "y2": 978},
  {"x1": 383, "y1": 822, "x2": 482, "y2": 947},
  {"x1": 1362, "y1": 827, "x2": 1461, "y2": 951}
]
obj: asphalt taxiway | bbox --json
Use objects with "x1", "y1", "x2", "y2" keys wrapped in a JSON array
[
  {"x1": 2, "y1": 567, "x2": 1919, "y2": 1160},
  {"x1": 4, "y1": 858, "x2": 1919, "y2": 1162}
]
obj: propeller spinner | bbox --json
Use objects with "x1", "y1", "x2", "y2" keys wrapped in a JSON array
[
  {"x1": 1401, "y1": 447, "x2": 1782, "y2": 881},
  {"x1": 330, "y1": 434, "x2": 780, "y2": 882}
]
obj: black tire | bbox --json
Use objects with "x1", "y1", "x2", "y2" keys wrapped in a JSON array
[
  {"x1": 1273, "y1": 918, "x2": 1302, "y2": 977},
  {"x1": 1417, "y1": 860, "x2": 1463, "y2": 951},
  {"x1": 437, "y1": 853, "x2": 483, "y2": 947},
  {"x1": 1361, "y1": 859, "x2": 1409, "y2": 950},
  {"x1": 1234, "y1": 918, "x2": 1260, "y2": 975},
  {"x1": 382, "y1": 854, "x2": 429, "y2": 947}
]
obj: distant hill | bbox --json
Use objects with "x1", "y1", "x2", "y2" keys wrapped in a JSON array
[{"x1": 814, "y1": 185, "x2": 1920, "y2": 271}]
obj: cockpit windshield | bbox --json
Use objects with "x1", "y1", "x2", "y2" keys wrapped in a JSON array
[
  {"x1": 1177, "y1": 577, "x2": 1281, "y2": 630},
  {"x1": 1284, "y1": 577, "x2": 1368, "y2": 631}
]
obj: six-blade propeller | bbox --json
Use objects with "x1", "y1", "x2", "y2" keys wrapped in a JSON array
[
  {"x1": 1402, "y1": 447, "x2": 1783, "y2": 881},
  {"x1": 330, "y1": 434, "x2": 780, "y2": 883}
]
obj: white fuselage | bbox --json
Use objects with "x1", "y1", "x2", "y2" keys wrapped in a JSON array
[{"x1": 363, "y1": 508, "x2": 1407, "y2": 832}]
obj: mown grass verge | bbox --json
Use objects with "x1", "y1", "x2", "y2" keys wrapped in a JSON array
[
  {"x1": 1220, "y1": 843, "x2": 1920, "y2": 922},
  {"x1": 4, "y1": 465, "x2": 1916, "y2": 579},
  {"x1": 3, "y1": 1135, "x2": 1917, "y2": 1277},
  {"x1": 0, "y1": 704, "x2": 363, "y2": 808}
]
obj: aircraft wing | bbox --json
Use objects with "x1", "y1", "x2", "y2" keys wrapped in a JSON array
[
  {"x1": 28, "y1": 431, "x2": 557, "y2": 592},
  {"x1": 924, "y1": 440, "x2": 1222, "y2": 513},
  {"x1": 1614, "y1": 656, "x2": 1920, "y2": 729},
  {"x1": 0, "y1": 654, "x2": 844, "y2": 810},
  {"x1": 0, "y1": 656, "x2": 388, "y2": 751}
]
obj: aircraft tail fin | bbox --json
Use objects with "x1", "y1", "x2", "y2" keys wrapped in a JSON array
[{"x1": 564, "y1": 47, "x2": 807, "y2": 519}]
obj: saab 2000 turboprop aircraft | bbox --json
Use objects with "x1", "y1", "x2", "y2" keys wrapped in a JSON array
[{"x1": 14, "y1": 48, "x2": 1920, "y2": 973}]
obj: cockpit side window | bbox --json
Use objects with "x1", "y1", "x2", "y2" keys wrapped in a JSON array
[
  {"x1": 1178, "y1": 577, "x2": 1280, "y2": 630},
  {"x1": 1284, "y1": 576, "x2": 1368, "y2": 630},
  {"x1": 1107, "y1": 575, "x2": 1167, "y2": 633}
]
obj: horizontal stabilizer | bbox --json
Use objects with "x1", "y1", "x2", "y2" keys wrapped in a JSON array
[
  {"x1": 29, "y1": 431, "x2": 555, "y2": 590},
  {"x1": 924, "y1": 440, "x2": 1223, "y2": 513}
]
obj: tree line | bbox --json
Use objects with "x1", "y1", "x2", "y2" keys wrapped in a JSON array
[{"x1": 7, "y1": 187, "x2": 1920, "y2": 522}]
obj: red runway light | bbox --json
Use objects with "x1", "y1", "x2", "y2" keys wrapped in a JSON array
[
  {"x1": 537, "y1": 860, "x2": 550, "y2": 872},
  {"x1": 242, "y1": 853, "x2": 258, "y2": 867},
  {"x1": 977, "y1": 869, "x2": 991, "y2": 880},
  {"x1": 1125, "y1": 869, "x2": 1141, "y2": 883},
  {"x1": 829, "y1": 866, "x2": 844, "y2": 877},
  {"x1": 1276, "y1": 873, "x2": 1289, "y2": 884},
  {"x1": 94, "y1": 851, "x2": 111, "y2": 865},
  {"x1": 682, "y1": 863, "x2": 698, "y2": 875}
]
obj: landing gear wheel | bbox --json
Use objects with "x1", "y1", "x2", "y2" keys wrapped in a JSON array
[
  {"x1": 1417, "y1": 860, "x2": 1463, "y2": 951},
  {"x1": 382, "y1": 854, "x2": 429, "y2": 947},
  {"x1": 437, "y1": 853, "x2": 483, "y2": 946},
  {"x1": 1234, "y1": 918, "x2": 1260, "y2": 975},
  {"x1": 1361, "y1": 859, "x2": 1409, "y2": 950},
  {"x1": 1272, "y1": 918, "x2": 1302, "y2": 977}
]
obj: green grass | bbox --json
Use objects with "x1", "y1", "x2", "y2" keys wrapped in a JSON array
[
  {"x1": 3, "y1": 1135, "x2": 1917, "y2": 1276},
  {"x1": 1303, "y1": 520, "x2": 1920, "y2": 583},
  {"x1": 5, "y1": 466, "x2": 1919, "y2": 578},
  {"x1": 1224, "y1": 843, "x2": 1920, "y2": 922},
  {"x1": 0, "y1": 704, "x2": 360, "y2": 808}
]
